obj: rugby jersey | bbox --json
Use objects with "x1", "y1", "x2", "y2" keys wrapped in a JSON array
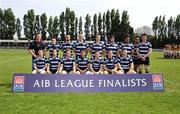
[
  {"x1": 48, "y1": 57, "x2": 60, "y2": 70},
  {"x1": 132, "y1": 43, "x2": 139, "y2": 59},
  {"x1": 47, "y1": 43, "x2": 61, "y2": 57},
  {"x1": 90, "y1": 42, "x2": 105, "y2": 57},
  {"x1": 90, "y1": 58, "x2": 103, "y2": 71},
  {"x1": 76, "y1": 57, "x2": 90, "y2": 70},
  {"x1": 121, "y1": 43, "x2": 134, "y2": 56},
  {"x1": 74, "y1": 41, "x2": 89, "y2": 58},
  {"x1": 34, "y1": 57, "x2": 47, "y2": 69},
  {"x1": 118, "y1": 56, "x2": 133, "y2": 70},
  {"x1": 61, "y1": 42, "x2": 75, "y2": 54},
  {"x1": 105, "y1": 42, "x2": 119, "y2": 58},
  {"x1": 61, "y1": 56, "x2": 75, "y2": 71},
  {"x1": 138, "y1": 42, "x2": 152, "y2": 56},
  {"x1": 103, "y1": 57, "x2": 118, "y2": 69}
]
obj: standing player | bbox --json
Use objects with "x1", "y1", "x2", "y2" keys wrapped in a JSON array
[
  {"x1": 76, "y1": 50, "x2": 91, "y2": 74},
  {"x1": 46, "y1": 37, "x2": 61, "y2": 57},
  {"x1": 32, "y1": 50, "x2": 47, "y2": 74},
  {"x1": 118, "y1": 50, "x2": 136, "y2": 74},
  {"x1": 74, "y1": 32, "x2": 89, "y2": 59},
  {"x1": 138, "y1": 33, "x2": 152, "y2": 73},
  {"x1": 89, "y1": 51, "x2": 103, "y2": 74},
  {"x1": 61, "y1": 35, "x2": 75, "y2": 56},
  {"x1": 105, "y1": 35, "x2": 119, "y2": 58},
  {"x1": 90, "y1": 34, "x2": 105, "y2": 58},
  {"x1": 59, "y1": 49, "x2": 76, "y2": 74},
  {"x1": 28, "y1": 33, "x2": 46, "y2": 70},
  {"x1": 46, "y1": 49, "x2": 60, "y2": 74},
  {"x1": 120, "y1": 33, "x2": 134, "y2": 57},
  {"x1": 132, "y1": 36, "x2": 140, "y2": 72},
  {"x1": 102, "y1": 50, "x2": 122, "y2": 74}
]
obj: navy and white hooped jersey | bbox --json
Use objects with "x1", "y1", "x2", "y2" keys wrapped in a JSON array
[
  {"x1": 132, "y1": 43, "x2": 139, "y2": 59},
  {"x1": 118, "y1": 56, "x2": 133, "y2": 70},
  {"x1": 61, "y1": 42, "x2": 75, "y2": 54},
  {"x1": 34, "y1": 57, "x2": 47, "y2": 69},
  {"x1": 105, "y1": 42, "x2": 119, "y2": 58},
  {"x1": 61, "y1": 56, "x2": 75, "y2": 71},
  {"x1": 76, "y1": 57, "x2": 90, "y2": 70},
  {"x1": 90, "y1": 42, "x2": 105, "y2": 57},
  {"x1": 47, "y1": 43, "x2": 61, "y2": 57},
  {"x1": 121, "y1": 43, "x2": 134, "y2": 56},
  {"x1": 48, "y1": 57, "x2": 60, "y2": 70},
  {"x1": 90, "y1": 58, "x2": 103, "y2": 71},
  {"x1": 138, "y1": 42, "x2": 152, "y2": 56},
  {"x1": 103, "y1": 58, "x2": 118, "y2": 69},
  {"x1": 74, "y1": 41, "x2": 89, "y2": 58}
]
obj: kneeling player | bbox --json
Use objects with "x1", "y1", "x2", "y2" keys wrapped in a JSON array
[
  {"x1": 59, "y1": 49, "x2": 76, "y2": 74},
  {"x1": 76, "y1": 50, "x2": 91, "y2": 74},
  {"x1": 89, "y1": 51, "x2": 103, "y2": 74},
  {"x1": 119, "y1": 50, "x2": 136, "y2": 74},
  {"x1": 103, "y1": 50, "x2": 123, "y2": 74},
  {"x1": 32, "y1": 50, "x2": 47, "y2": 74},
  {"x1": 47, "y1": 49, "x2": 60, "y2": 74}
]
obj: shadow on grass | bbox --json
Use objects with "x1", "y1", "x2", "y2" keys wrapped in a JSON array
[{"x1": 0, "y1": 83, "x2": 12, "y2": 93}]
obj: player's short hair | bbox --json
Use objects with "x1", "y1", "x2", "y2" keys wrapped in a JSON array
[
  {"x1": 141, "y1": 33, "x2": 147, "y2": 37},
  {"x1": 124, "y1": 33, "x2": 130, "y2": 38}
]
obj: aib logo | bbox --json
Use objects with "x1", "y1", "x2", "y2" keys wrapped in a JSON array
[
  {"x1": 14, "y1": 76, "x2": 25, "y2": 91},
  {"x1": 152, "y1": 74, "x2": 163, "y2": 91}
]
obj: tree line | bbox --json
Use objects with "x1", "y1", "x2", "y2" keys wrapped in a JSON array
[
  {"x1": 0, "y1": 8, "x2": 133, "y2": 42},
  {"x1": 152, "y1": 15, "x2": 180, "y2": 48}
]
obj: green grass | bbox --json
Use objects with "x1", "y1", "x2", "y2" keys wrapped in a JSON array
[{"x1": 0, "y1": 49, "x2": 180, "y2": 114}]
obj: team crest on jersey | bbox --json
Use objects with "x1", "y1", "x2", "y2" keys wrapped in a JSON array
[
  {"x1": 152, "y1": 74, "x2": 163, "y2": 90},
  {"x1": 13, "y1": 76, "x2": 25, "y2": 92}
]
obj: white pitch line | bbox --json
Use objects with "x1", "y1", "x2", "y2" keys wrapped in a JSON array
[{"x1": 0, "y1": 57, "x2": 29, "y2": 64}]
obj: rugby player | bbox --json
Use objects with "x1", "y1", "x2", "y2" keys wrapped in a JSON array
[
  {"x1": 118, "y1": 50, "x2": 136, "y2": 74},
  {"x1": 61, "y1": 35, "x2": 75, "y2": 56},
  {"x1": 32, "y1": 50, "x2": 47, "y2": 74},
  {"x1": 76, "y1": 50, "x2": 91, "y2": 74},
  {"x1": 59, "y1": 49, "x2": 76, "y2": 74},
  {"x1": 132, "y1": 36, "x2": 140, "y2": 72},
  {"x1": 46, "y1": 49, "x2": 60, "y2": 74},
  {"x1": 138, "y1": 33, "x2": 152, "y2": 73},
  {"x1": 89, "y1": 51, "x2": 103, "y2": 74}
]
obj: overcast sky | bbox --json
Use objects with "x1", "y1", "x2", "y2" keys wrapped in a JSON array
[{"x1": 1, "y1": 0, "x2": 180, "y2": 29}]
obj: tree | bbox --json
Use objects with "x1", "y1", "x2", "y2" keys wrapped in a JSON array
[
  {"x1": 0, "y1": 8, "x2": 4, "y2": 39},
  {"x1": 84, "y1": 14, "x2": 91, "y2": 41},
  {"x1": 79, "y1": 16, "x2": 83, "y2": 32},
  {"x1": 4, "y1": 8, "x2": 16, "y2": 39},
  {"x1": 152, "y1": 16, "x2": 158, "y2": 38},
  {"x1": 52, "y1": 16, "x2": 59, "y2": 38},
  {"x1": 59, "y1": 12, "x2": 65, "y2": 40},
  {"x1": 98, "y1": 13, "x2": 102, "y2": 35},
  {"x1": 70, "y1": 11, "x2": 75, "y2": 40},
  {"x1": 16, "y1": 18, "x2": 22, "y2": 39},
  {"x1": 135, "y1": 26, "x2": 153, "y2": 36},
  {"x1": 175, "y1": 14, "x2": 180, "y2": 44},
  {"x1": 65, "y1": 7, "x2": 70, "y2": 34},
  {"x1": 40, "y1": 13, "x2": 47, "y2": 40},
  {"x1": 47, "y1": 16, "x2": 53, "y2": 39},
  {"x1": 106, "y1": 10, "x2": 111, "y2": 39},
  {"x1": 93, "y1": 14, "x2": 97, "y2": 36},
  {"x1": 34, "y1": 15, "x2": 41, "y2": 34},
  {"x1": 74, "y1": 17, "x2": 78, "y2": 39},
  {"x1": 102, "y1": 12, "x2": 106, "y2": 40},
  {"x1": 113, "y1": 10, "x2": 120, "y2": 41},
  {"x1": 119, "y1": 10, "x2": 130, "y2": 41}
]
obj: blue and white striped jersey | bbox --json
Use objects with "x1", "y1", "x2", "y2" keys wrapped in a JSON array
[
  {"x1": 34, "y1": 57, "x2": 47, "y2": 69},
  {"x1": 76, "y1": 57, "x2": 90, "y2": 70},
  {"x1": 61, "y1": 56, "x2": 75, "y2": 71},
  {"x1": 61, "y1": 42, "x2": 75, "y2": 54},
  {"x1": 105, "y1": 42, "x2": 119, "y2": 58},
  {"x1": 138, "y1": 42, "x2": 152, "y2": 56},
  {"x1": 74, "y1": 41, "x2": 89, "y2": 58},
  {"x1": 47, "y1": 43, "x2": 61, "y2": 57},
  {"x1": 48, "y1": 57, "x2": 60, "y2": 70},
  {"x1": 121, "y1": 43, "x2": 134, "y2": 56},
  {"x1": 103, "y1": 58, "x2": 118, "y2": 69},
  {"x1": 90, "y1": 42, "x2": 105, "y2": 57},
  {"x1": 90, "y1": 58, "x2": 103, "y2": 71},
  {"x1": 118, "y1": 56, "x2": 133, "y2": 70}
]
